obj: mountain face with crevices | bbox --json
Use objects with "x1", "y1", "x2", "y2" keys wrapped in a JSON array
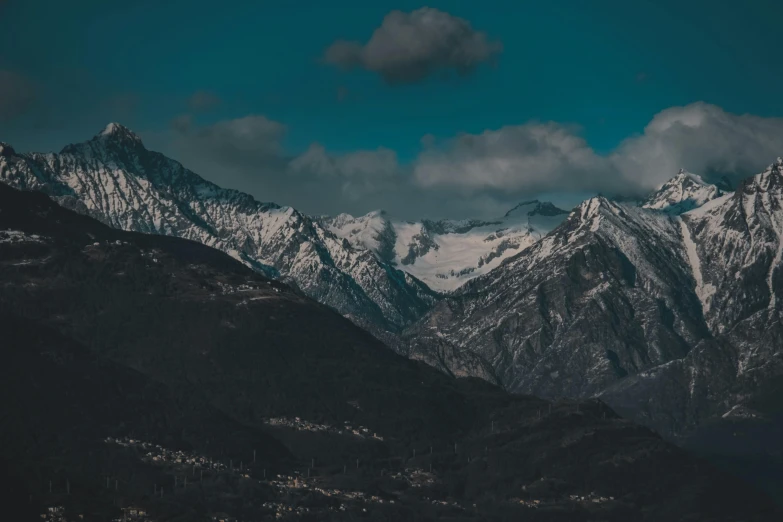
[
  {"x1": 403, "y1": 159, "x2": 783, "y2": 447},
  {"x1": 403, "y1": 196, "x2": 708, "y2": 397},
  {"x1": 604, "y1": 158, "x2": 783, "y2": 437},
  {"x1": 0, "y1": 124, "x2": 437, "y2": 340}
]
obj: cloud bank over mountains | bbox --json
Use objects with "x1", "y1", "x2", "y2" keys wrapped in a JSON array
[
  {"x1": 4, "y1": 5, "x2": 782, "y2": 220},
  {"x1": 611, "y1": 102, "x2": 783, "y2": 188},
  {"x1": 415, "y1": 102, "x2": 783, "y2": 198},
  {"x1": 147, "y1": 102, "x2": 783, "y2": 220}
]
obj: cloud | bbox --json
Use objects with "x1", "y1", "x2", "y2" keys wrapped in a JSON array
[
  {"x1": 170, "y1": 114, "x2": 193, "y2": 134},
  {"x1": 156, "y1": 117, "x2": 519, "y2": 217},
  {"x1": 149, "y1": 103, "x2": 783, "y2": 221},
  {"x1": 611, "y1": 102, "x2": 783, "y2": 189},
  {"x1": 413, "y1": 122, "x2": 629, "y2": 195},
  {"x1": 413, "y1": 103, "x2": 783, "y2": 197},
  {"x1": 164, "y1": 115, "x2": 288, "y2": 176},
  {"x1": 151, "y1": 115, "x2": 404, "y2": 213},
  {"x1": 0, "y1": 70, "x2": 35, "y2": 121},
  {"x1": 323, "y1": 8, "x2": 502, "y2": 84},
  {"x1": 187, "y1": 90, "x2": 222, "y2": 111},
  {"x1": 289, "y1": 143, "x2": 400, "y2": 199}
]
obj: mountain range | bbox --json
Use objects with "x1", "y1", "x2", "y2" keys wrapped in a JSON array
[
  {"x1": 0, "y1": 125, "x2": 438, "y2": 344},
  {"x1": 400, "y1": 158, "x2": 783, "y2": 497},
  {"x1": 0, "y1": 125, "x2": 577, "y2": 347},
  {"x1": 2, "y1": 125, "x2": 783, "y2": 496},
  {"x1": 1, "y1": 180, "x2": 780, "y2": 521}
]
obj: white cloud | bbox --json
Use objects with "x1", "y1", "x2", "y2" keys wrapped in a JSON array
[
  {"x1": 611, "y1": 102, "x2": 783, "y2": 189},
  {"x1": 148, "y1": 103, "x2": 783, "y2": 220},
  {"x1": 413, "y1": 103, "x2": 783, "y2": 196},
  {"x1": 169, "y1": 114, "x2": 287, "y2": 168},
  {"x1": 289, "y1": 143, "x2": 399, "y2": 199},
  {"x1": 413, "y1": 122, "x2": 628, "y2": 194}
]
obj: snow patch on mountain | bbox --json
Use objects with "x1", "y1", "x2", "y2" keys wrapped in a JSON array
[
  {"x1": 678, "y1": 216, "x2": 715, "y2": 314},
  {"x1": 322, "y1": 210, "x2": 392, "y2": 256},
  {"x1": 321, "y1": 201, "x2": 569, "y2": 292},
  {"x1": 759, "y1": 159, "x2": 783, "y2": 309}
]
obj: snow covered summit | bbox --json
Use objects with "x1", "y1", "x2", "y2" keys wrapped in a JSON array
[
  {"x1": 642, "y1": 169, "x2": 722, "y2": 214},
  {"x1": 96, "y1": 122, "x2": 144, "y2": 146}
]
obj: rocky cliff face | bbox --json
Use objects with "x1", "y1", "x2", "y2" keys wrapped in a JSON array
[
  {"x1": 0, "y1": 124, "x2": 437, "y2": 340},
  {"x1": 603, "y1": 158, "x2": 783, "y2": 439},
  {"x1": 404, "y1": 196, "x2": 708, "y2": 398}
]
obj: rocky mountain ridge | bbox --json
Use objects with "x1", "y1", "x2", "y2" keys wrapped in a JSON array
[
  {"x1": 0, "y1": 123, "x2": 570, "y2": 340},
  {"x1": 402, "y1": 158, "x2": 783, "y2": 446},
  {"x1": 641, "y1": 168, "x2": 723, "y2": 214},
  {"x1": 0, "y1": 124, "x2": 437, "y2": 341}
]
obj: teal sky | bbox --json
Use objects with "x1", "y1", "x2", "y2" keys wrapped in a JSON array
[{"x1": 1, "y1": 0, "x2": 782, "y2": 218}]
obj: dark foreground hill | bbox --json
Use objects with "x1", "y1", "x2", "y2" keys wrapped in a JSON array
[{"x1": 0, "y1": 183, "x2": 779, "y2": 521}]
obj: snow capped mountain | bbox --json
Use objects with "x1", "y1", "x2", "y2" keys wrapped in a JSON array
[
  {"x1": 404, "y1": 195, "x2": 707, "y2": 397},
  {"x1": 603, "y1": 161, "x2": 783, "y2": 439},
  {"x1": 403, "y1": 161, "x2": 783, "y2": 441},
  {"x1": 681, "y1": 156, "x2": 783, "y2": 329},
  {"x1": 4, "y1": 123, "x2": 782, "y2": 445},
  {"x1": 0, "y1": 124, "x2": 436, "y2": 340},
  {"x1": 642, "y1": 169, "x2": 722, "y2": 214},
  {"x1": 320, "y1": 200, "x2": 569, "y2": 292}
]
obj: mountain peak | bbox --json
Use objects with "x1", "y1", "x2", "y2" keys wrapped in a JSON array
[
  {"x1": 364, "y1": 209, "x2": 387, "y2": 219},
  {"x1": 60, "y1": 123, "x2": 145, "y2": 155},
  {"x1": 744, "y1": 156, "x2": 783, "y2": 193},
  {"x1": 503, "y1": 200, "x2": 539, "y2": 218},
  {"x1": 504, "y1": 200, "x2": 567, "y2": 219},
  {"x1": 671, "y1": 169, "x2": 706, "y2": 184},
  {"x1": 642, "y1": 169, "x2": 720, "y2": 214},
  {"x1": 93, "y1": 122, "x2": 144, "y2": 147},
  {"x1": 532, "y1": 201, "x2": 569, "y2": 217}
]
